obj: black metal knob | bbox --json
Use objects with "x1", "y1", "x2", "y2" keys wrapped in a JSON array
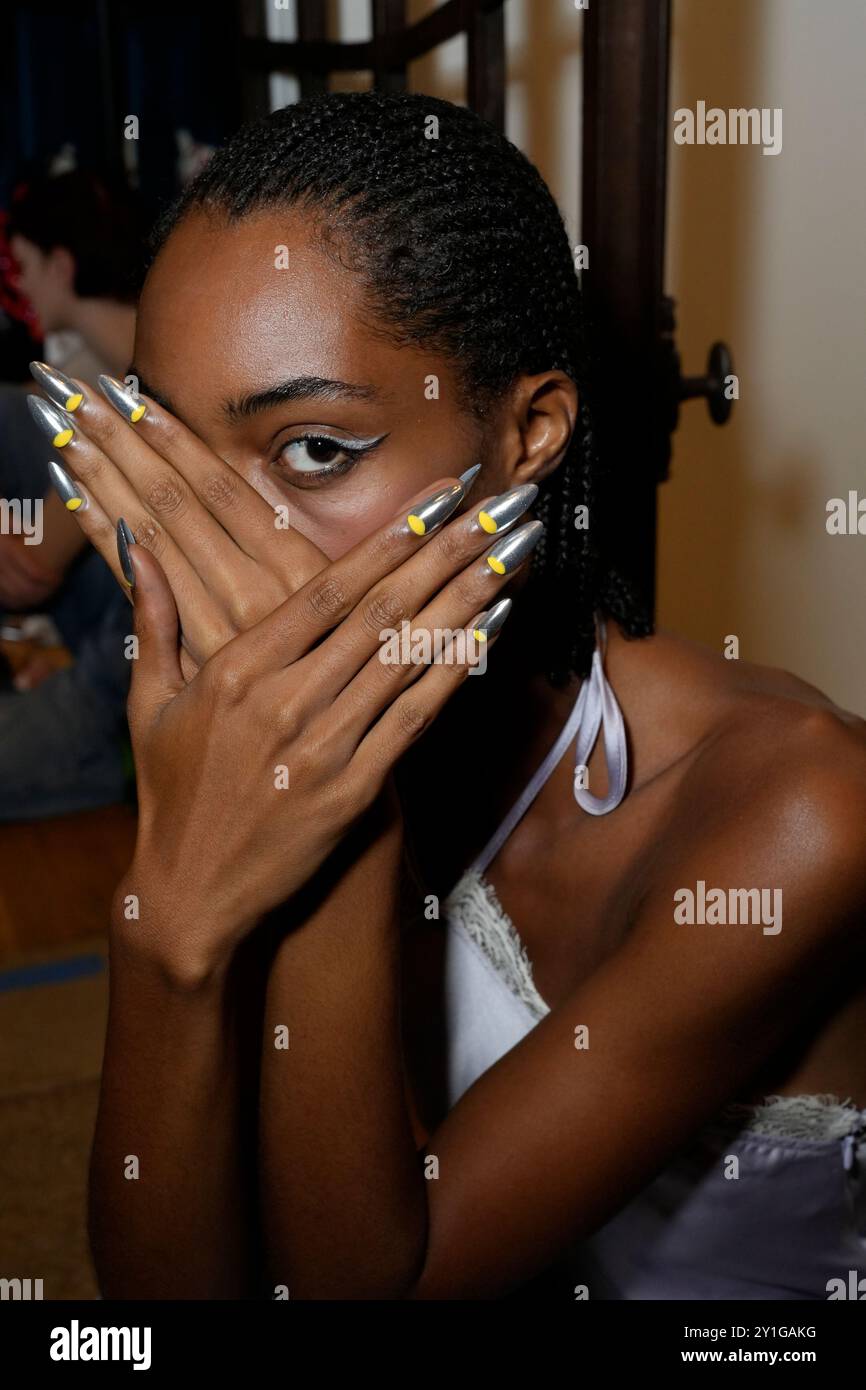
[{"x1": 679, "y1": 341, "x2": 735, "y2": 426}]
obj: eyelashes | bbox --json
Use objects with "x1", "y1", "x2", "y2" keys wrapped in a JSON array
[{"x1": 273, "y1": 431, "x2": 387, "y2": 485}]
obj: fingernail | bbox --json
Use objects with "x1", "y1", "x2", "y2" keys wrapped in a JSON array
[
  {"x1": 471, "y1": 596, "x2": 512, "y2": 643},
  {"x1": 458, "y1": 464, "x2": 482, "y2": 494},
  {"x1": 405, "y1": 480, "x2": 464, "y2": 537},
  {"x1": 484, "y1": 519, "x2": 544, "y2": 575},
  {"x1": 98, "y1": 375, "x2": 147, "y2": 424},
  {"x1": 27, "y1": 395, "x2": 75, "y2": 448},
  {"x1": 475, "y1": 482, "x2": 538, "y2": 535},
  {"x1": 47, "y1": 459, "x2": 85, "y2": 511},
  {"x1": 117, "y1": 517, "x2": 136, "y2": 588},
  {"x1": 29, "y1": 361, "x2": 84, "y2": 412}
]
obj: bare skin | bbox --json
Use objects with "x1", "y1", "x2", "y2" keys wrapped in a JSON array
[{"x1": 40, "y1": 205, "x2": 866, "y2": 1299}]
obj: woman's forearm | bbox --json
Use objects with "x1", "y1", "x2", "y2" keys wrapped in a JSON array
[
  {"x1": 88, "y1": 918, "x2": 261, "y2": 1299},
  {"x1": 258, "y1": 797, "x2": 428, "y2": 1299}
]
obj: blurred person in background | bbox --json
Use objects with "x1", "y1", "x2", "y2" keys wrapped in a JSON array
[{"x1": 0, "y1": 169, "x2": 147, "y2": 819}]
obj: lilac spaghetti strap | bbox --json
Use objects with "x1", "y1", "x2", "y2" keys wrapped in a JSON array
[{"x1": 469, "y1": 617, "x2": 628, "y2": 877}]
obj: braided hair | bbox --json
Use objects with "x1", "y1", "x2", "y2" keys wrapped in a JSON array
[{"x1": 151, "y1": 90, "x2": 651, "y2": 683}]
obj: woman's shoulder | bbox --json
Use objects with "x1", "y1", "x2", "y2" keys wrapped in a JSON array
[{"x1": 610, "y1": 623, "x2": 866, "y2": 944}]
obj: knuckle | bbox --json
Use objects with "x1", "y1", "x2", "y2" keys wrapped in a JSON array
[
  {"x1": 96, "y1": 414, "x2": 119, "y2": 447},
  {"x1": 395, "y1": 697, "x2": 429, "y2": 739},
  {"x1": 433, "y1": 521, "x2": 472, "y2": 565},
  {"x1": 201, "y1": 471, "x2": 238, "y2": 511},
  {"x1": 363, "y1": 586, "x2": 407, "y2": 636},
  {"x1": 131, "y1": 515, "x2": 167, "y2": 560},
  {"x1": 209, "y1": 659, "x2": 246, "y2": 704},
  {"x1": 452, "y1": 570, "x2": 484, "y2": 608},
  {"x1": 227, "y1": 591, "x2": 261, "y2": 630},
  {"x1": 156, "y1": 414, "x2": 181, "y2": 450},
  {"x1": 304, "y1": 575, "x2": 350, "y2": 624},
  {"x1": 144, "y1": 473, "x2": 187, "y2": 518},
  {"x1": 68, "y1": 450, "x2": 103, "y2": 484}
]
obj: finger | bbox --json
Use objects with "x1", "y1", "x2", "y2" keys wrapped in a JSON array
[
  {"x1": 73, "y1": 368, "x2": 323, "y2": 583},
  {"x1": 30, "y1": 376, "x2": 275, "y2": 620},
  {"x1": 123, "y1": 533, "x2": 185, "y2": 730},
  {"x1": 327, "y1": 512, "x2": 527, "y2": 745},
  {"x1": 302, "y1": 501, "x2": 541, "y2": 697},
  {"x1": 29, "y1": 400, "x2": 231, "y2": 653},
  {"x1": 347, "y1": 609, "x2": 512, "y2": 802},
  {"x1": 228, "y1": 472, "x2": 527, "y2": 679},
  {"x1": 46, "y1": 460, "x2": 133, "y2": 599}
]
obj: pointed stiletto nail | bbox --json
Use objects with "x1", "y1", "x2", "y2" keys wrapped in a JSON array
[
  {"x1": 117, "y1": 518, "x2": 136, "y2": 588},
  {"x1": 98, "y1": 374, "x2": 147, "y2": 424},
  {"x1": 47, "y1": 460, "x2": 85, "y2": 512},
  {"x1": 471, "y1": 596, "x2": 512, "y2": 643},
  {"x1": 475, "y1": 482, "x2": 538, "y2": 535},
  {"x1": 27, "y1": 395, "x2": 75, "y2": 448},
  {"x1": 29, "y1": 361, "x2": 84, "y2": 412},
  {"x1": 484, "y1": 518, "x2": 544, "y2": 575},
  {"x1": 458, "y1": 464, "x2": 482, "y2": 494},
  {"x1": 405, "y1": 480, "x2": 465, "y2": 537}
]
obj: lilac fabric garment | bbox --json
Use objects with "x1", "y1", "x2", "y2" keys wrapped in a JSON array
[{"x1": 442, "y1": 625, "x2": 866, "y2": 1299}]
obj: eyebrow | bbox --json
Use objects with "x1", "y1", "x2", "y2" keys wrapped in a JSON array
[{"x1": 129, "y1": 369, "x2": 381, "y2": 424}]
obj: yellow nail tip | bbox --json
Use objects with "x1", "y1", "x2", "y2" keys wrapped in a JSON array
[
  {"x1": 478, "y1": 511, "x2": 498, "y2": 533},
  {"x1": 121, "y1": 577, "x2": 133, "y2": 588},
  {"x1": 65, "y1": 497, "x2": 83, "y2": 511},
  {"x1": 487, "y1": 556, "x2": 506, "y2": 575},
  {"x1": 52, "y1": 429, "x2": 74, "y2": 447},
  {"x1": 65, "y1": 393, "x2": 83, "y2": 411},
  {"x1": 407, "y1": 514, "x2": 426, "y2": 536},
  {"x1": 130, "y1": 404, "x2": 146, "y2": 423}
]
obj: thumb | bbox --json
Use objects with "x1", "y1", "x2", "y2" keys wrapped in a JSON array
[{"x1": 119, "y1": 519, "x2": 184, "y2": 725}]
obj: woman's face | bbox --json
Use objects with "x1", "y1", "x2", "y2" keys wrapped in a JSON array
[{"x1": 133, "y1": 208, "x2": 511, "y2": 560}]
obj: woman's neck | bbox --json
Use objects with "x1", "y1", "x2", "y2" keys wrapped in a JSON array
[
  {"x1": 399, "y1": 633, "x2": 583, "y2": 896},
  {"x1": 65, "y1": 298, "x2": 136, "y2": 377}
]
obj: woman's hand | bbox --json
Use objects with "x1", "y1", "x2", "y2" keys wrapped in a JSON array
[
  {"x1": 118, "y1": 477, "x2": 540, "y2": 985},
  {"x1": 28, "y1": 366, "x2": 331, "y2": 674}
]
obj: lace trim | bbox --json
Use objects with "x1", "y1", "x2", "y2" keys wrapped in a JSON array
[
  {"x1": 718, "y1": 1094, "x2": 866, "y2": 1141},
  {"x1": 443, "y1": 872, "x2": 866, "y2": 1142},
  {"x1": 444, "y1": 868, "x2": 549, "y2": 1023}
]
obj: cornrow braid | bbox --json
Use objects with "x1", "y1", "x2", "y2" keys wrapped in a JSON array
[{"x1": 151, "y1": 90, "x2": 652, "y2": 682}]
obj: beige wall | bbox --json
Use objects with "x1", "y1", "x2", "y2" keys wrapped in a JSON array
[{"x1": 324, "y1": 0, "x2": 865, "y2": 712}]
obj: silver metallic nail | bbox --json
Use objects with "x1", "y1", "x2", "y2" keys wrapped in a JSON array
[
  {"x1": 405, "y1": 480, "x2": 464, "y2": 536},
  {"x1": 27, "y1": 395, "x2": 75, "y2": 447},
  {"x1": 47, "y1": 460, "x2": 85, "y2": 512},
  {"x1": 98, "y1": 374, "x2": 147, "y2": 423},
  {"x1": 475, "y1": 482, "x2": 538, "y2": 535},
  {"x1": 458, "y1": 464, "x2": 482, "y2": 494},
  {"x1": 117, "y1": 518, "x2": 136, "y2": 587},
  {"x1": 472, "y1": 596, "x2": 512, "y2": 641},
  {"x1": 484, "y1": 518, "x2": 544, "y2": 575},
  {"x1": 29, "y1": 361, "x2": 84, "y2": 412}
]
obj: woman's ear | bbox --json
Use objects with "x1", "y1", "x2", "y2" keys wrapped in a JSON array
[{"x1": 501, "y1": 371, "x2": 579, "y2": 486}]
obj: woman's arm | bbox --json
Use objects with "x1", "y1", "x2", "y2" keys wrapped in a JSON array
[
  {"x1": 258, "y1": 790, "x2": 427, "y2": 1300},
  {"x1": 88, "y1": 920, "x2": 263, "y2": 1300},
  {"x1": 256, "y1": 716, "x2": 866, "y2": 1300}
]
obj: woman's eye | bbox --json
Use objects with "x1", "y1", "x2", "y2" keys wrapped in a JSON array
[{"x1": 280, "y1": 435, "x2": 359, "y2": 474}]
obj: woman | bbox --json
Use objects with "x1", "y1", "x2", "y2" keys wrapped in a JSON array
[
  {"x1": 0, "y1": 170, "x2": 146, "y2": 817},
  {"x1": 28, "y1": 92, "x2": 866, "y2": 1300}
]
